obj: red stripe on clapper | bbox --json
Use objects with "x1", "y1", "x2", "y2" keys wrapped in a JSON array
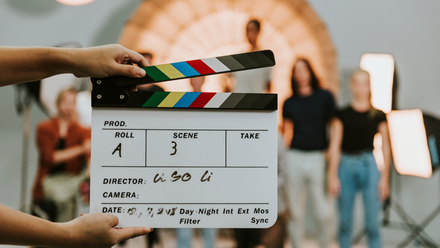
[
  {"x1": 189, "y1": 92, "x2": 216, "y2": 108},
  {"x1": 186, "y1": 60, "x2": 215, "y2": 75}
]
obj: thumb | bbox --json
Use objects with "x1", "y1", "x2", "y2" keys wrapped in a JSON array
[
  {"x1": 114, "y1": 226, "x2": 152, "y2": 242},
  {"x1": 113, "y1": 64, "x2": 146, "y2": 78}
]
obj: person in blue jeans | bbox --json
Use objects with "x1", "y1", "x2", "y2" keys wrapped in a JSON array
[{"x1": 327, "y1": 69, "x2": 391, "y2": 248}]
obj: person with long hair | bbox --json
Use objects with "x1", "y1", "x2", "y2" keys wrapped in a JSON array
[
  {"x1": 282, "y1": 59, "x2": 336, "y2": 248},
  {"x1": 327, "y1": 69, "x2": 391, "y2": 248}
]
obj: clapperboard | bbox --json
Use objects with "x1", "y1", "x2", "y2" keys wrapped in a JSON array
[{"x1": 90, "y1": 50, "x2": 278, "y2": 228}]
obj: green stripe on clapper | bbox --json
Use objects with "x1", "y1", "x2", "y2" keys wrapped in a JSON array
[
  {"x1": 142, "y1": 92, "x2": 170, "y2": 107},
  {"x1": 144, "y1": 66, "x2": 170, "y2": 81}
]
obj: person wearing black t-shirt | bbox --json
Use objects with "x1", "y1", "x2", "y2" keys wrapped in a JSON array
[
  {"x1": 327, "y1": 69, "x2": 391, "y2": 248},
  {"x1": 282, "y1": 59, "x2": 336, "y2": 248}
]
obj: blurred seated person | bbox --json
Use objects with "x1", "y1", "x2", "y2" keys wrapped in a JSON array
[{"x1": 32, "y1": 88, "x2": 91, "y2": 222}]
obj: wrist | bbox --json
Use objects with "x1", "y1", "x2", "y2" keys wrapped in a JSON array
[
  {"x1": 328, "y1": 171, "x2": 338, "y2": 179},
  {"x1": 55, "y1": 48, "x2": 77, "y2": 75},
  {"x1": 37, "y1": 221, "x2": 72, "y2": 247},
  {"x1": 53, "y1": 222, "x2": 76, "y2": 247},
  {"x1": 380, "y1": 174, "x2": 389, "y2": 183}
]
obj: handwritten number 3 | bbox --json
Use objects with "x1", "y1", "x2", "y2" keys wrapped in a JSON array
[{"x1": 170, "y1": 141, "x2": 177, "y2": 155}]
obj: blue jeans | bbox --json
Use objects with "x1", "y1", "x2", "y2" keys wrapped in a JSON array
[
  {"x1": 176, "y1": 228, "x2": 216, "y2": 248},
  {"x1": 338, "y1": 152, "x2": 381, "y2": 248}
]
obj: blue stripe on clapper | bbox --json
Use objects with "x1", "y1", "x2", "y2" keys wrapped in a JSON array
[
  {"x1": 171, "y1": 62, "x2": 201, "y2": 77},
  {"x1": 173, "y1": 92, "x2": 201, "y2": 108}
]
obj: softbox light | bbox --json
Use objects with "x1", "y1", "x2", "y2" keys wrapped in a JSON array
[
  {"x1": 387, "y1": 109, "x2": 432, "y2": 178},
  {"x1": 360, "y1": 53, "x2": 395, "y2": 170},
  {"x1": 360, "y1": 53, "x2": 395, "y2": 114}
]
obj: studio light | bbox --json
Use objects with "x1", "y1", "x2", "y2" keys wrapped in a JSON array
[
  {"x1": 387, "y1": 109, "x2": 432, "y2": 178},
  {"x1": 360, "y1": 53, "x2": 395, "y2": 171},
  {"x1": 360, "y1": 53, "x2": 395, "y2": 114},
  {"x1": 56, "y1": 0, "x2": 95, "y2": 6}
]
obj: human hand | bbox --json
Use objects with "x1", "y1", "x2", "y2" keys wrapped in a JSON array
[
  {"x1": 59, "y1": 213, "x2": 152, "y2": 248},
  {"x1": 328, "y1": 175, "x2": 341, "y2": 198},
  {"x1": 378, "y1": 176, "x2": 389, "y2": 201},
  {"x1": 68, "y1": 44, "x2": 149, "y2": 79}
]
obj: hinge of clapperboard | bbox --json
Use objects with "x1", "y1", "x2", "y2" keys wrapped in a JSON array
[{"x1": 90, "y1": 50, "x2": 276, "y2": 108}]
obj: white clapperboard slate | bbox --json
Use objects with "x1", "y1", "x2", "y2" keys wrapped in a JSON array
[{"x1": 90, "y1": 50, "x2": 278, "y2": 228}]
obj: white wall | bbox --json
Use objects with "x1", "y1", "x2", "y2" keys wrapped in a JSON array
[
  {"x1": 0, "y1": 0, "x2": 439, "y2": 246},
  {"x1": 308, "y1": 0, "x2": 440, "y2": 117}
]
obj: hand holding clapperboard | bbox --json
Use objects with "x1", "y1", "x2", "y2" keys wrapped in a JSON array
[{"x1": 90, "y1": 50, "x2": 278, "y2": 228}]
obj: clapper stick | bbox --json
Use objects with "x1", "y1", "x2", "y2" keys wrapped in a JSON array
[{"x1": 91, "y1": 50, "x2": 275, "y2": 108}]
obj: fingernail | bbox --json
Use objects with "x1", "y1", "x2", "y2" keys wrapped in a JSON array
[{"x1": 137, "y1": 68, "x2": 146, "y2": 78}]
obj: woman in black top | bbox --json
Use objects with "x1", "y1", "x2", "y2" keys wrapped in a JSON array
[
  {"x1": 282, "y1": 59, "x2": 336, "y2": 248},
  {"x1": 327, "y1": 69, "x2": 391, "y2": 248}
]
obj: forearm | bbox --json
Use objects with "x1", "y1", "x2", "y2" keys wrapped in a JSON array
[
  {"x1": 379, "y1": 122, "x2": 391, "y2": 181},
  {"x1": 282, "y1": 119, "x2": 293, "y2": 148},
  {"x1": 0, "y1": 204, "x2": 69, "y2": 247},
  {"x1": 381, "y1": 144, "x2": 391, "y2": 181},
  {"x1": 328, "y1": 150, "x2": 341, "y2": 178},
  {"x1": 328, "y1": 118, "x2": 343, "y2": 179},
  {"x1": 0, "y1": 44, "x2": 148, "y2": 87},
  {"x1": 52, "y1": 144, "x2": 86, "y2": 164},
  {"x1": 0, "y1": 47, "x2": 76, "y2": 86}
]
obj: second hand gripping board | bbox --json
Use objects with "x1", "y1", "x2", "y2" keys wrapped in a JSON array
[{"x1": 90, "y1": 50, "x2": 278, "y2": 228}]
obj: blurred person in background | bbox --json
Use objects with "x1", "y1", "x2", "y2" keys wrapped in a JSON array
[
  {"x1": 231, "y1": 19, "x2": 271, "y2": 94},
  {"x1": 32, "y1": 88, "x2": 91, "y2": 223},
  {"x1": 327, "y1": 69, "x2": 390, "y2": 248},
  {"x1": 282, "y1": 58, "x2": 336, "y2": 248},
  {"x1": 232, "y1": 19, "x2": 272, "y2": 248}
]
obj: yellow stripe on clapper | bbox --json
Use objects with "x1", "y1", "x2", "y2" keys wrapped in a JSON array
[
  {"x1": 156, "y1": 64, "x2": 185, "y2": 79},
  {"x1": 158, "y1": 92, "x2": 186, "y2": 107}
]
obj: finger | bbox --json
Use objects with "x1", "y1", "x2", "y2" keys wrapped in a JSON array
[
  {"x1": 113, "y1": 64, "x2": 146, "y2": 78},
  {"x1": 114, "y1": 226, "x2": 152, "y2": 242},
  {"x1": 121, "y1": 54, "x2": 131, "y2": 65},
  {"x1": 106, "y1": 214, "x2": 120, "y2": 227},
  {"x1": 125, "y1": 50, "x2": 149, "y2": 67}
]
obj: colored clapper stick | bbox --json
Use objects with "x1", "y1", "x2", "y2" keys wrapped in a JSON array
[
  {"x1": 91, "y1": 50, "x2": 276, "y2": 108},
  {"x1": 101, "y1": 50, "x2": 275, "y2": 88}
]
